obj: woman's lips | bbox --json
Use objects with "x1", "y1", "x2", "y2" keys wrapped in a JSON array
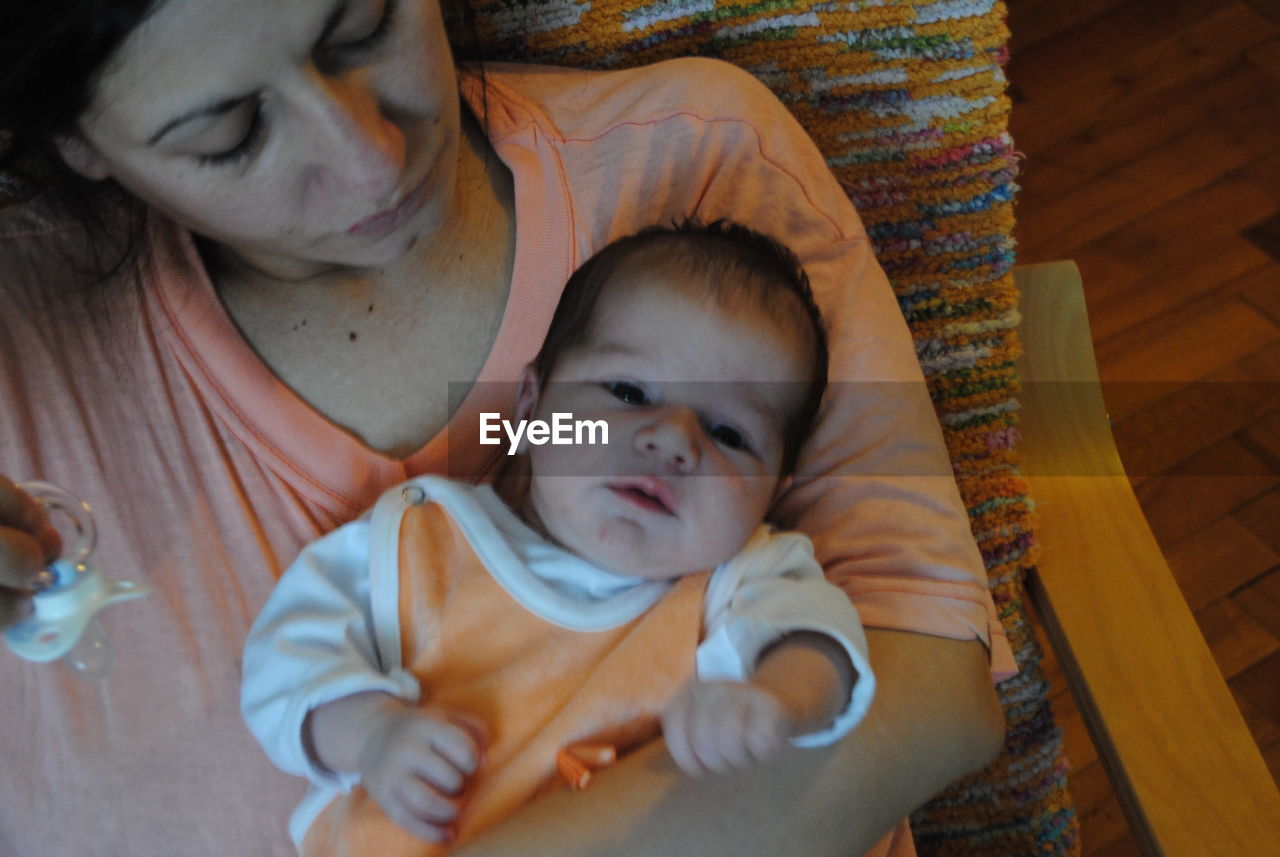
[
  {"x1": 346, "y1": 173, "x2": 433, "y2": 237},
  {"x1": 608, "y1": 478, "x2": 676, "y2": 515}
]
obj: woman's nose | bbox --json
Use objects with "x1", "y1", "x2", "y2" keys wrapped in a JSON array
[
  {"x1": 307, "y1": 70, "x2": 404, "y2": 200},
  {"x1": 635, "y1": 408, "x2": 701, "y2": 473}
]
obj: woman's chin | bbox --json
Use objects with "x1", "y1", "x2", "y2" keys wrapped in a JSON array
[{"x1": 224, "y1": 232, "x2": 423, "y2": 281}]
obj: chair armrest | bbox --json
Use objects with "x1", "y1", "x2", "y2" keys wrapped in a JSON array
[{"x1": 1014, "y1": 261, "x2": 1280, "y2": 856}]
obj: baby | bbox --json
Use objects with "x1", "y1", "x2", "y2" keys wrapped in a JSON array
[{"x1": 242, "y1": 220, "x2": 874, "y2": 855}]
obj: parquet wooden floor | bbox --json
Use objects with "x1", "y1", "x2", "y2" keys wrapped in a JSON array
[{"x1": 1006, "y1": 0, "x2": 1280, "y2": 853}]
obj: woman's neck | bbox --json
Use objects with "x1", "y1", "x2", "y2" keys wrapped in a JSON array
[{"x1": 202, "y1": 108, "x2": 518, "y2": 457}]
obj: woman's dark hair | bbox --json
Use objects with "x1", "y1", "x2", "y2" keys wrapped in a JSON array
[
  {"x1": 1, "y1": 1, "x2": 163, "y2": 283},
  {"x1": 534, "y1": 219, "x2": 830, "y2": 475}
]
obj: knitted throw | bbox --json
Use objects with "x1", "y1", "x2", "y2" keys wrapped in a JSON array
[{"x1": 455, "y1": 2, "x2": 1078, "y2": 855}]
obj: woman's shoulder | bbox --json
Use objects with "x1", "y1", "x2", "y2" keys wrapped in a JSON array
[
  {"x1": 471, "y1": 58, "x2": 855, "y2": 246},
  {"x1": 475, "y1": 57, "x2": 791, "y2": 142},
  {"x1": 0, "y1": 195, "x2": 187, "y2": 281},
  {"x1": 0, "y1": 195, "x2": 187, "y2": 327},
  {"x1": 468, "y1": 60, "x2": 871, "y2": 309}
]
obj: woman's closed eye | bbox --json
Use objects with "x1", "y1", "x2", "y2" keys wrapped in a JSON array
[
  {"x1": 315, "y1": 0, "x2": 398, "y2": 73},
  {"x1": 196, "y1": 0, "x2": 398, "y2": 169},
  {"x1": 196, "y1": 102, "x2": 266, "y2": 168}
]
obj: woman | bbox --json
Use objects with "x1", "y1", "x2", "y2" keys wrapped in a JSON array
[{"x1": 0, "y1": 1, "x2": 1010, "y2": 855}]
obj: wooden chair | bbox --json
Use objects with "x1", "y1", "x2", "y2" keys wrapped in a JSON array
[{"x1": 1015, "y1": 261, "x2": 1280, "y2": 856}]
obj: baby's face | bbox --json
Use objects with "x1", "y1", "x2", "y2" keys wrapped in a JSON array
[{"x1": 517, "y1": 272, "x2": 813, "y2": 579}]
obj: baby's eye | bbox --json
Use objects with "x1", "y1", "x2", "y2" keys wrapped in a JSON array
[
  {"x1": 605, "y1": 382, "x2": 649, "y2": 405},
  {"x1": 708, "y1": 424, "x2": 747, "y2": 451}
]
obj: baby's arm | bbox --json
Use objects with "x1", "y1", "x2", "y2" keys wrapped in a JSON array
[
  {"x1": 663, "y1": 631, "x2": 854, "y2": 776},
  {"x1": 306, "y1": 691, "x2": 482, "y2": 844},
  {"x1": 240, "y1": 495, "x2": 482, "y2": 844},
  {"x1": 662, "y1": 529, "x2": 874, "y2": 777}
]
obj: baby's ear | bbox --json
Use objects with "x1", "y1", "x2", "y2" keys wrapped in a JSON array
[
  {"x1": 512, "y1": 366, "x2": 542, "y2": 455},
  {"x1": 54, "y1": 134, "x2": 112, "y2": 181},
  {"x1": 514, "y1": 365, "x2": 541, "y2": 421}
]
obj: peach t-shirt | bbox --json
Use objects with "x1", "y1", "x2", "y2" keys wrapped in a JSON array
[{"x1": 0, "y1": 58, "x2": 1012, "y2": 857}]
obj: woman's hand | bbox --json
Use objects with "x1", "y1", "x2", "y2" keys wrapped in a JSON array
[{"x1": 0, "y1": 475, "x2": 61, "y2": 628}]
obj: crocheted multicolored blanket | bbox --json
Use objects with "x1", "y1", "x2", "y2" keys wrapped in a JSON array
[{"x1": 459, "y1": 2, "x2": 1077, "y2": 855}]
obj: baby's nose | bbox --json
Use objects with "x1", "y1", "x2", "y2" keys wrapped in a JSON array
[{"x1": 635, "y1": 408, "x2": 701, "y2": 472}]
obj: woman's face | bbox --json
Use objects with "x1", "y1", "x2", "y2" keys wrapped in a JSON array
[{"x1": 66, "y1": 0, "x2": 462, "y2": 276}]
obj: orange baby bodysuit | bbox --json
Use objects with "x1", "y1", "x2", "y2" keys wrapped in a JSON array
[{"x1": 300, "y1": 501, "x2": 709, "y2": 857}]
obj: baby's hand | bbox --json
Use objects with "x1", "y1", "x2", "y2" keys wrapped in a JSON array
[
  {"x1": 356, "y1": 707, "x2": 484, "y2": 843},
  {"x1": 661, "y1": 680, "x2": 790, "y2": 777}
]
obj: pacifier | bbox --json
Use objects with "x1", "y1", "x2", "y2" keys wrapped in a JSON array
[{"x1": 3, "y1": 482, "x2": 149, "y2": 679}]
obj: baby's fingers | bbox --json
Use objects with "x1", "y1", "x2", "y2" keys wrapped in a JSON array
[
  {"x1": 664, "y1": 687, "x2": 749, "y2": 776},
  {"x1": 664, "y1": 683, "x2": 790, "y2": 777},
  {"x1": 742, "y1": 694, "x2": 788, "y2": 762},
  {"x1": 694, "y1": 697, "x2": 752, "y2": 774},
  {"x1": 425, "y1": 712, "x2": 484, "y2": 775},
  {"x1": 412, "y1": 749, "x2": 467, "y2": 796},
  {"x1": 661, "y1": 688, "x2": 704, "y2": 777},
  {"x1": 388, "y1": 778, "x2": 458, "y2": 844}
]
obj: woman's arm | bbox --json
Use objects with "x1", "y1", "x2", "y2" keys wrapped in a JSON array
[{"x1": 453, "y1": 629, "x2": 1003, "y2": 857}]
